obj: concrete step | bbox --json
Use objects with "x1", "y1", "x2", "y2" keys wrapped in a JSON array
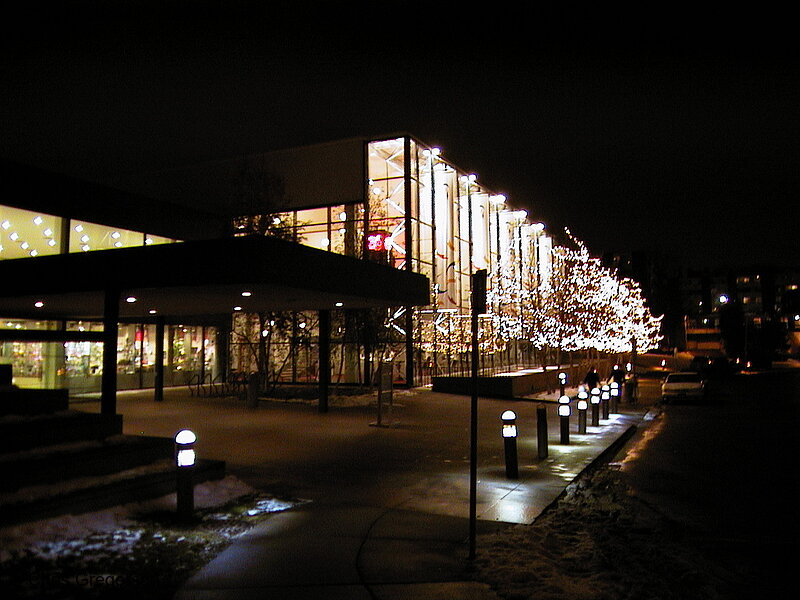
[
  {"x1": 0, "y1": 434, "x2": 175, "y2": 492},
  {"x1": 0, "y1": 388, "x2": 69, "y2": 416},
  {"x1": 0, "y1": 457, "x2": 226, "y2": 526},
  {"x1": 0, "y1": 410, "x2": 123, "y2": 453}
]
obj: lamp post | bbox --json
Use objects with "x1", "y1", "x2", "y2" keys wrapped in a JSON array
[
  {"x1": 590, "y1": 387, "x2": 600, "y2": 427},
  {"x1": 558, "y1": 394, "x2": 571, "y2": 444},
  {"x1": 601, "y1": 384, "x2": 610, "y2": 420},
  {"x1": 175, "y1": 429, "x2": 197, "y2": 522},
  {"x1": 501, "y1": 410, "x2": 519, "y2": 479}
]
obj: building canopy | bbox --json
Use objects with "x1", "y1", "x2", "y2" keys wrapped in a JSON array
[{"x1": 0, "y1": 234, "x2": 429, "y2": 322}]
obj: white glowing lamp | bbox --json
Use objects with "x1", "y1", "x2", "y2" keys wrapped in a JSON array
[
  {"x1": 501, "y1": 410, "x2": 517, "y2": 438},
  {"x1": 175, "y1": 429, "x2": 197, "y2": 467},
  {"x1": 590, "y1": 388, "x2": 601, "y2": 404}
]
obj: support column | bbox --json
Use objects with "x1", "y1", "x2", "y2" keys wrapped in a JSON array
[
  {"x1": 405, "y1": 307, "x2": 414, "y2": 388},
  {"x1": 101, "y1": 287, "x2": 119, "y2": 416},
  {"x1": 154, "y1": 317, "x2": 165, "y2": 402},
  {"x1": 318, "y1": 309, "x2": 330, "y2": 414}
]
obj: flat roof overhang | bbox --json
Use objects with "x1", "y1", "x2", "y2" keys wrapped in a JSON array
[{"x1": 0, "y1": 235, "x2": 430, "y2": 321}]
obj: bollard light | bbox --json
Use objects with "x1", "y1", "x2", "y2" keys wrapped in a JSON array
[
  {"x1": 590, "y1": 387, "x2": 600, "y2": 427},
  {"x1": 501, "y1": 410, "x2": 517, "y2": 438},
  {"x1": 536, "y1": 404, "x2": 548, "y2": 459},
  {"x1": 601, "y1": 385, "x2": 610, "y2": 419},
  {"x1": 175, "y1": 429, "x2": 197, "y2": 522},
  {"x1": 558, "y1": 372, "x2": 567, "y2": 385},
  {"x1": 500, "y1": 410, "x2": 519, "y2": 479},
  {"x1": 558, "y1": 395, "x2": 571, "y2": 444},
  {"x1": 175, "y1": 429, "x2": 197, "y2": 467},
  {"x1": 577, "y1": 395, "x2": 588, "y2": 434},
  {"x1": 590, "y1": 387, "x2": 600, "y2": 404},
  {"x1": 610, "y1": 381, "x2": 620, "y2": 413}
]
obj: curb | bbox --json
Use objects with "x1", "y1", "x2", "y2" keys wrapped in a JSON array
[{"x1": 531, "y1": 417, "x2": 643, "y2": 522}]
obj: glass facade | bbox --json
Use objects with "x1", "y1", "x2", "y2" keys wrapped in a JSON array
[
  {"x1": 3, "y1": 134, "x2": 556, "y2": 391},
  {"x1": 232, "y1": 135, "x2": 555, "y2": 385},
  {"x1": 0, "y1": 204, "x2": 193, "y2": 392}
]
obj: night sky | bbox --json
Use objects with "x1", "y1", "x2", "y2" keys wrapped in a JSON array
[{"x1": 2, "y1": 1, "x2": 798, "y2": 269}]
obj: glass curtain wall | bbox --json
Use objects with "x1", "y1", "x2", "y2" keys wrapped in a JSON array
[{"x1": 0, "y1": 204, "x2": 198, "y2": 392}]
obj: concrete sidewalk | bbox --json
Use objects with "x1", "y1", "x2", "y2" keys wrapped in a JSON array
[{"x1": 150, "y1": 385, "x2": 655, "y2": 600}]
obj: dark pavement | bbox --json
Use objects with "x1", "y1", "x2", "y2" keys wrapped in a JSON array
[{"x1": 617, "y1": 368, "x2": 800, "y2": 599}]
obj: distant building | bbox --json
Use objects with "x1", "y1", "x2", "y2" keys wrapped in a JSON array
[{"x1": 675, "y1": 266, "x2": 799, "y2": 363}]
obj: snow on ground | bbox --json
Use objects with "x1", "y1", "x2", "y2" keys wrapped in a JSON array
[
  {"x1": 473, "y1": 464, "x2": 737, "y2": 600},
  {"x1": 0, "y1": 475, "x2": 256, "y2": 561}
]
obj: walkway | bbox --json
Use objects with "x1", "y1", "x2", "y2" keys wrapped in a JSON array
[{"x1": 81, "y1": 383, "x2": 657, "y2": 599}]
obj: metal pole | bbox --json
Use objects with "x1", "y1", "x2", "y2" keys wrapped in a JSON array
[
  {"x1": 469, "y1": 306, "x2": 479, "y2": 560},
  {"x1": 469, "y1": 269, "x2": 486, "y2": 561}
]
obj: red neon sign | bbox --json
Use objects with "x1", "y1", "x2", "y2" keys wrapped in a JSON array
[{"x1": 367, "y1": 232, "x2": 390, "y2": 252}]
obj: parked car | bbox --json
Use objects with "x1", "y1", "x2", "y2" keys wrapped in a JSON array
[{"x1": 661, "y1": 371, "x2": 706, "y2": 403}]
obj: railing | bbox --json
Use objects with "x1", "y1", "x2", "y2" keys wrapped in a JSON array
[{"x1": 185, "y1": 372, "x2": 249, "y2": 398}]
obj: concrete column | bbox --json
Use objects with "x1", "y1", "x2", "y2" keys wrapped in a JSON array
[
  {"x1": 101, "y1": 287, "x2": 119, "y2": 416},
  {"x1": 318, "y1": 309, "x2": 330, "y2": 413},
  {"x1": 154, "y1": 317, "x2": 165, "y2": 402}
]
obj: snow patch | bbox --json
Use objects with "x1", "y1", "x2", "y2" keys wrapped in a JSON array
[{"x1": 0, "y1": 475, "x2": 256, "y2": 561}]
